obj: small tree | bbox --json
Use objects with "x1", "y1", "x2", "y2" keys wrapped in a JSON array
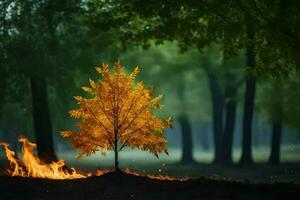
[{"x1": 61, "y1": 60, "x2": 172, "y2": 171}]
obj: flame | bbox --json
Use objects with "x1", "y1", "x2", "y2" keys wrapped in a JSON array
[
  {"x1": 0, "y1": 136, "x2": 88, "y2": 179},
  {"x1": 94, "y1": 169, "x2": 110, "y2": 176}
]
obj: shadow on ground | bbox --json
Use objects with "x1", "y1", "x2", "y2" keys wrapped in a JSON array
[{"x1": 0, "y1": 172, "x2": 299, "y2": 200}]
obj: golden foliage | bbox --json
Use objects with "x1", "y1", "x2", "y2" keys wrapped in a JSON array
[{"x1": 61, "y1": 60, "x2": 172, "y2": 158}]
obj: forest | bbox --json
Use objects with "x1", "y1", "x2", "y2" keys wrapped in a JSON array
[{"x1": 0, "y1": 0, "x2": 300, "y2": 199}]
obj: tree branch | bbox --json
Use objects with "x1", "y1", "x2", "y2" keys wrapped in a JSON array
[
  {"x1": 83, "y1": 101, "x2": 114, "y2": 143},
  {"x1": 98, "y1": 90, "x2": 114, "y2": 126},
  {"x1": 118, "y1": 124, "x2": 150, "y2": 152},
  {"x1": 119, "y1": 104, "x2": 149, "y2": 136},
  {"x1": 118, "y1": 94, "x2": 141, "y2": 130}
]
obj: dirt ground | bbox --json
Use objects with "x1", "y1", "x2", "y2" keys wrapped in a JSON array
[{"x1": 0, "y1": 172, "x2": 299, "y2": 200}]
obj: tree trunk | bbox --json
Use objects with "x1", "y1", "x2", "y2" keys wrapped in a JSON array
[
  {"x1": 114, "y1": 121, "x2": 120, "y2": 171},
  {"x1": 240, "y1": 28, "x2": 256, "y2": 165},
  {"x1": 114, "y1": 148, "x2": 119, "y2": 171},
  {"x1": 206, "y1": 71, "x2": 224, "y2": 164},
  {"x1": 177, "y1": 79, "x2": 195, "y2": 164},
  {"x1": 269, "y1": 120, "x2": 282, "y2": 164},
  {"x1": 269, "y1": 81, "x2": 283, "y2": 164},
  {"x1": 179, "y1": 115, "x2": 195, "y2": 164},
  {"x1": 30, "y1": 75, "x2": 57, "y2": 162},
  {"x1": 222, "y1": 81, "x2": 238, "y2": 165}
]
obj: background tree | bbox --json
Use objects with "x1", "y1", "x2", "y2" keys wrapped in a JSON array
[{"x1": 255, "y1": 72, "x2": 300, "y2": 164}]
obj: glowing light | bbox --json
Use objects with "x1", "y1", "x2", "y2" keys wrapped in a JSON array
[{"x1": 0, "y1": 136, "x2": 88, "y2": 179}]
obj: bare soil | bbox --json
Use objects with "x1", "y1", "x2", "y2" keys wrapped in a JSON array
[{"x1": 0, "y1": 172, "x2": 299, "y2": 200}]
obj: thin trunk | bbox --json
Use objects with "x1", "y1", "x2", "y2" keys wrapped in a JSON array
[
  {"x1": 114, "y1": 107, "x2": 119, "y2": 172},
  {"x1": 30, "y1": 75, "x2": 57, "y2": 162},
  {"x1": 177, "y1": 80, "x2": 194, "y2": 164},
  {"x1": 240, "y1": 28, "x2": 256, "y2": 165},
  {"x1": 179, "y1": 115, "x2": 195, "y2": 164},
  {"x1": 114, "y1": 148, "x2": 119, "y2": 171},
  {"x1": 269, "y1": 120, "x2": 282, "y2": 164},
  {"x1": 206, "y1": 71, "x2": 224, "y2": 164},
  {"x1": 222, "y1": 82, "x2": 238, "y2": 165},
  {"x1": 253, "y1": 114, "x2": 260, "y2": 148},
  {"x1": 269, "y1": 82, "x2": 283, "y2": 164}
]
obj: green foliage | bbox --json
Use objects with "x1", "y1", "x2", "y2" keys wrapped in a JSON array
[
  {"x1": 88, "y1": 0, "x2": 300, "y2": 76},
  {"x1": 120, "y1": 42, "x2": 211, "y2": 121},
  {"x1": 256, "y1": 72, "x2": 300, "y2": 132}
]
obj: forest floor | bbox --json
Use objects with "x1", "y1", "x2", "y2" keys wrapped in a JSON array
[
  {"x1": 63, "y1": 161, "x2": 300, "y2": 183},
  {"x1": 1, "y1": 157, "x2": 300, "y2": 182},
  {"x1": 0, "y1": 171, "x2": 299, "y2": 200}
]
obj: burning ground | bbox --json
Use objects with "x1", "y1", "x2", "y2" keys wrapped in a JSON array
[{"x1": 0, "y1": 137, "x2": 299, "y2": 200}]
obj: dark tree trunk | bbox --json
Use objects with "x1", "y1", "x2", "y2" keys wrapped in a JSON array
[
  {"x1": 114, "y1": 148, "x2": 119, "y2": 171},
  {"x1": 222, "y1": 81, "x2": 238, "y2": 165},
  {"x1": 240, "y1": 28, "x2": 256, "y2": 165},
  {"x1": 114, "y1": 118, "x2": 120, "y2": 171},
  {"x1": 206, "y1": 71, "x2": 224, "y2": 164},
  {"x1": 269, "y1": 0, "x2": 287, "y2": 164},
  {"x1": 177, "y1": 80, "x2": 195, "y2": 164},
  {"x1": 179, "y1": 115, "x2": 195, "y2": 164},
  {"x1": 30, "y1": 75, "x2": 57, "y2": 162},
  {"x1": 269, "y1": 82, "x2": 283, "y2": 164},
  {"x1": 269, "y1": 120, "x2": 282, "y2": 164}
]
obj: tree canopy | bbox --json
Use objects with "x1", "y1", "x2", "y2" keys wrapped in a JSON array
[
  {"x1": 61, "y1": 60, "x2": 172, "y2": 170},
  {"x1": 88, "y1": 0, "x2": 300, "y2": 75}
]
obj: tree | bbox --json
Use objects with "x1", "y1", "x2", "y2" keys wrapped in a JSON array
[
  {"x1": 255, "y1": 75, "x2": 298, "y2": 164},
  {"x1": 61, "y1": 60, "x2": 172, "y2": 171},
  {"x1": 199, "y1": 46, "x2": 244, "y2": 164},
  {"x1": 177, "y1": 78, "x2": 195, "y2": 164},
  {"x1": 222, "y1": 61, "x2": 244, "y2": 165},
  {"x1": 256, "y1": 78, "x2": 283, "y2": 164},
  {"x1": 269, "y1": 93, "x2": 283, "y2": 164},
  {"x1": 240, "y1": 29, "x2": 256, "y2": 165}
]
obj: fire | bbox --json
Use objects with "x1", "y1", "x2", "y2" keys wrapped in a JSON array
[{"x1": 0, "y1": 136, "x2": 88, "y2": 179}]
